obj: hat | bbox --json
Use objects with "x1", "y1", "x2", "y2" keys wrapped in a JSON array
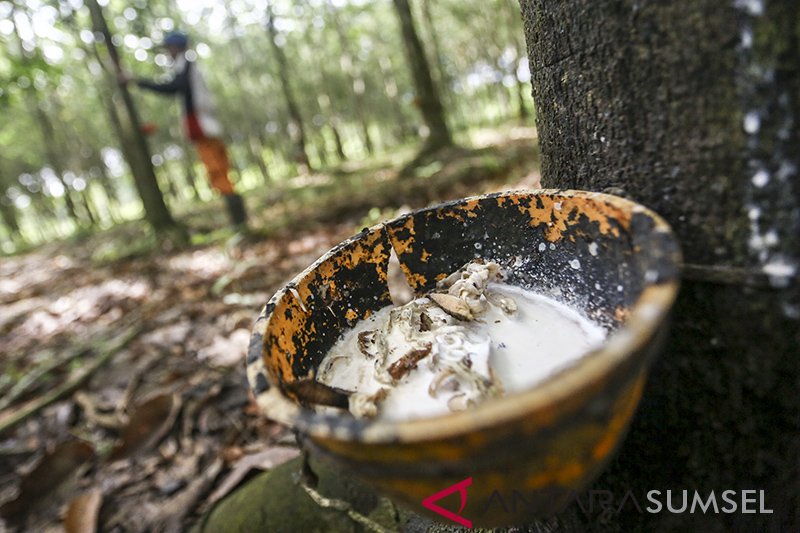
[{"x1": 163, "y1": 31, "x2": 189, "y2": 49}]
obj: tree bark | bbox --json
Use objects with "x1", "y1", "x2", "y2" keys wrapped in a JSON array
[
  {"x1": 520, "y1": 0, "x2": 799, "y2": 530},
  {"x1": 86, "y1": 0, "x2": 177, "y2": 233},
  {"x1": 392, "y1": 0, "x2": 452, "y2": 153}
]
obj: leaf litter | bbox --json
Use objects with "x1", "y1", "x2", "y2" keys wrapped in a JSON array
[{"x1": 0, "y1": 133, "x2": 538, "y2": 531}]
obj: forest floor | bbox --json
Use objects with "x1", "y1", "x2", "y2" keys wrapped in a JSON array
[{"x1": 0, "y1": 124, "x2": 540, "y2": 533}]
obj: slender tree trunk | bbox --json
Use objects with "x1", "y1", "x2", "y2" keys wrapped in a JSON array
[
  {"x1": 86, "y1": 146, "x2": 122, "y2": 223},
  {"x1": 180, "y1": 141, "x2": 202, "y2": 200},
  {"x1": 86, "y1": 0, "x2": 177, "y2": 233},
  {"x1": 514, "y1": 71, "x2": 530, "y2": 120},
  {"x1": 9, "y1": 11, "x2": 83, "y2": 229},
  {"x1": 314, "y1": 90, "x2": 347, "y2": 163},
  {"x1": 391, "y1": 0, "x2": 452, "y2": 154},
  {"x1": 223, "y1": 6, "x2": 271, "y2": 184},
  {"x1": 247, "y1": 134, "x2": 271, "y2": 183},
  {"x1": 505, "y1": 0, "x2": 531, "y2": 120},
  {"x1": 0, "y1": 187, "x2": 20, "y2": 241},
  {"x1": 420, "y1": 0, "x2": 451, "y2": 106},
  {"x1": 377, "y1": 57, "x2": 414, "y2": 142},
  {"x1": 314, "y1": 138, "x2": 328, "y2": 167},
  {"x1": 266, "y1": 6, "x2": 311, "y2": 171},
  {"x1": 77, "y1": 188, "x2": 98, "y2": 227},
  {"x1": 28, "y1": 98, "x2": 82, "y2": 227},
  {"x1": 307, "y1": 35, "x2": 347, "y2": 161},
  {"x1": 520, "y1": 0, "x2": 799, "y2": 531},
  {"x1": 329, "y1": 122, "x2": 347, "y2": 162},
  {"x1": 50, "y1": 94, "x2": 100, "y2": 228},
  {"x1": 161, "y1": 171, "x2": 179, "y2": 204},
  {"x1": 327, "y1": 2, "x2": 375, "y2": 156}
]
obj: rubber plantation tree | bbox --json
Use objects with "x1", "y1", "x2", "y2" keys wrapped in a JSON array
[
  {"x1": 266, "y1": 4, "x2": 312, "y2": 172},
  {"x1": 519, "y1": 0, "x2": 799, "y2": 531},
  {"x1": 0, "y1": 157, "x2": 22, "y2": 244},
  {"x1": 85, "y1": 0, "x2": 178, "y2": 235},
  {"x1": 326, "y1": 0, "x2": 376, "y2": 156},
  {"x1": 391, "y1": 0, "x2": 452, "y2": 156},
  {"x1": 8, "y1": 4, "x2": 87, "y2": 230}
]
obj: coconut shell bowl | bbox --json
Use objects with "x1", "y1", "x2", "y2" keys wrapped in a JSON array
[{"x1": 246, "y1": 190, "x2": 681, "y2": 527}]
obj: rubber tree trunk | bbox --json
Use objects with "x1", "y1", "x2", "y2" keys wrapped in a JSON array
[
  {"x1": 28, "y1": 96, "x2": 83, "y2": 227},
  {"x1": 377, "y1": 56, "x2": 414, "y2": 142},
  {"x1": 266, "y1": 6, "x2": 312, "y2": 171},
  {"x1": 0, "y1": 200, "x2": 20, "y2": 241},
  {"x1": 9, "y1": 10, "x2": 84, "y2": 229},
  {"x1": 305, "y1": 12, "x2": 348, "y2": 162},
  {"x1": 327, "y1": 1, "x2": 375, "y2": 156},
  {"x1": 391, "y1": 0, "x2": 452, "y2": 153},
  {"x1": 224, "y1": 6, "x2": 271, "y2": 184},
  {"x1": 420, "y1": 0, "x2": 449, "y2": 101},
  {"x1": 504, "y1": 0, "x2": 531, "y2": 120},
  {"x1": 86, "y1": 0, "x2": 177, "y2": 233},
  {"x1": 520, "y1": 0, "x2": 799, "y2": 530},
  {"x1": 85, "y1": 145, "x2": 122, "y2": 223},
  {"x1": 329, "y1": 122, "x2": 347, "y2": 162}
]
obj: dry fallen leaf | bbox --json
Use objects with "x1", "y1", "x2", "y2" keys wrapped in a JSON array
[
  {"x1": 221, "y1": 445, "x2": 244, "y2": 463},
  {"x1": 0, "y1": 439, "x2": 95, "y2": 522},
  {"x1": 196, "y1": 328, "x2": 251, "y2": 367},
  {"x1": 64, "y1": 489, "x2": 103, "y2": 533},
  {"x1": 151, "y1": 457, "x2": 224, "y2": 533},
  {"x1": 109, "y1": 393, "x2": 181, "y2": 461}
]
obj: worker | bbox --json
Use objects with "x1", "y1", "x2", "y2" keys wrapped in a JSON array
[{"x1": 120, "y1": 31, "x2": 248, "y2": 228}]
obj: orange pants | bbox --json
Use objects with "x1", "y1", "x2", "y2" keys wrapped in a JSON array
[{"x1": 195, "y1": 137, "x2": 234, "y2": 195}]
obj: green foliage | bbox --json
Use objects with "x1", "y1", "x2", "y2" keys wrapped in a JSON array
[{"x1": 0, "y1": 0, "x2": 534, "y2": 252}]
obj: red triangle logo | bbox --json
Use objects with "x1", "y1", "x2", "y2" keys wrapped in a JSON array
[{"x1": 421, "y1": 477, "x2": 473, "y2": 528}]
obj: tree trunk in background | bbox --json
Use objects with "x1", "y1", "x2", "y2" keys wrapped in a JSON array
[
  {"x1": 86, "y1": 0, "x2": 177, "y2": 233},
  {"x1": 247, "y1": 134, "x2": 271, "y2": 183},
  {"x1": 96, "y1": 71, "x2": 157, "y2": 210},
  {"x1": 505, "y1": 0, "x2": 530, "y2": 120},
  {"x1": 28, "y1": 97, "x2": 82, "y2": 227},
  {"x1": 84, "y1": 145, "x2": 122, "y2": 223},
  {"x1": 392, "y1": 0, "x2": 452, "y2": 153},
  {"x1": 266, "y1": 6, "x2": 312, "y2": 171},
  {"x1": 9, "y1": 10, "x2": 84, "y2": 228},
  {"x1": 77, "y1": 188, "x2": 98, "y2": 226},
  {"x1": 420, "y1": 0, "x2": 449, "y2": 101},
  {"x1": 520, "y1": 0, "x2": 799, "y2": 530},
  {"x1": 377, "y1": 56, "x2": 414, "y2": 142},
  {"x1": 180, "y1": 143, "x2": 202, "y2": 200},
  {"x1": 314, "y1": 138, "x2": 328, "y2": 167},
  {"x1": 0, "y1": 199, "x2": 20, "y2": 240},
  {"x1": 0, "y1": 158, "x2": 20, "y2": 240},
  {"x1": 223, "y1": 7, "x2": 271, "y2": 184},
  {"x1": 306, "y1": 26, "x2": 347, "y2": 162},
  {"x1": 329, "y1": 122, "x2": 347, "y2": 161},
  {"x1": 327, "y1": 2, "x2": 376, "y2": 156}
]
